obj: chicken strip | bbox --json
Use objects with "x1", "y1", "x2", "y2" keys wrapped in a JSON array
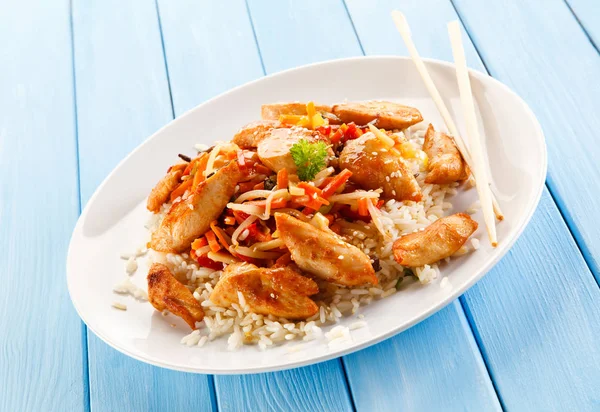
[
  {"x1": 150, "y1": 161, "x2": 242, "y2": 252},
  {"x1": 275, "y1": 213, "x2": 377, "y2": 286},
  {"x1": 232, "y1": 120, "x2": 280, "y2": 149},
  {"x1": 147, "y1": 263, "x2": 204, "y2": 329},
  {"x1": 261, "y1": 102, "x2": 337, "y2": 122},
  {"x1": 393, "y1": 213, "x2": 478, "y2": 267},
  {"x1": 210, "y1": 262, "x2": 319, "y2": 320},
  {"x1": 339, "y1": 132, "x2": 422, "y2": 201},
  {"x1": 146, "y1": 165, "x2": 184, "y2": 213},
  {"x1": 257, "y1": 127, "x2": 330, "y2": 173},
  {"x1": 423, "y1": 124, "x2": 468, "y2": 184},
  {"x1": 332, "y1": 101, "x2": 423, "y2": 130}
]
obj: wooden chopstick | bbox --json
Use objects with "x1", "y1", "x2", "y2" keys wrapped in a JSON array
[
  {"x1": 390, "y1": 11, "x2": 504, "y2": 222},
  {"x1": 447, "y1": 20, "x2": 497, "y2": 246}
]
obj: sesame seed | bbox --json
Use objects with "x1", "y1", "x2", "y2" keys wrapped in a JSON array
[{"x1": 338, "y1": 255, "x2": 344, "y2": 260}]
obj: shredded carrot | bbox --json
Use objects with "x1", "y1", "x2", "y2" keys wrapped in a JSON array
[
  {"x1": 191, "y1": 237, "x2": 208, "y2": 250},
  {"x1": 170, "y1": 178, "x2": 193, "y2": 202},
  {"x1": 237, "y1": 181, "x2": 256, "y2": 194},
  {"x1": 205, "y1": 231, "x2": 222, "y2": 253},
  {"x1": 253, "y1": 181, "x2": 265, "y2": 190},
  {"x1": 322, "y1": 169, "x2": 353, "y2": 198},
  {"x1": 293, "y1": 194, "x2": 329, "y2": 211},
  {"x1": 277, "y1": 168, "x2": 289, "y2": 190},
  {"x1": 357, "y1": 197, "x2": 369, "y2": 217},
  {"x1": 210, "y1": 221, "x2": 231, "y2": 249},
  {"x1": 298, "y1": 182, "x2": 323, "y2": 198},
  {"x1": 224, "y1": 216, "x2": 236, "y2": 225},
  {"x1": 253, "y1": 164, "x2": 272, "y2": 175},
  {"x1": 182, "y1": 156, "x2": 200, "y2": 176},
  {"x1": 191, "y1": 153, "x2": 210, "y2": 189},
  {"x1": 376, "y1": 199, "x2": 385, "y2": 209}
]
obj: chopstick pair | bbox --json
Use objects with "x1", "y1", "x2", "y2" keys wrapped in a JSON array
[{"x1": 391, "y1": 11, "x2": 502, "y2": 247}]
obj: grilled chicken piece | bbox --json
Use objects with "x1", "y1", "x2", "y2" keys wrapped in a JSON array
[
  {"x1": 150, "y1": 161, "x2": 242, "y2": 252},
  {"x1": 257, "y1": 127, "x2": 330, "y2": 173},
  {"x1": 339, "y1": 132, "x2": 422, "y2": 201},
  {"x1": 232, "y1": 120, "x2": 280, "y2": 149},
  {"x1": 275, "y1": 213, "x2": 377, "y2": 286},
  {"x1": 146, "y1": 165, "x2": 184, "y2": 213},
  {"x1": 210, "y1": 262, "x2": 319, "y2": 320},
  {"x1": 331, "y1": 101, "x2": 423, "y2": 130},
  {"x1": 261, "y1": 102, "x2": 337, "y2": 123},
  {"x1": 423, "y1": 124, "x2": 468, "y2": 184},
  {"x1": 147, "y1": 263, "x2": 204, "y2": 329},
  {"x1": 393, "y1": 213, "x2": 478, "y2": 267}
]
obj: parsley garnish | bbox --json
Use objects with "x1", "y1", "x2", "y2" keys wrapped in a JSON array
[{"x1": 290, "y1": 139, "x2": 328, "y2": 181}]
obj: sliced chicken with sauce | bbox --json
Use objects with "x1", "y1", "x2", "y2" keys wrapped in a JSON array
[
  {"x1": 210, "y1": 262, "x2": 319, "y2": 320},
  {"x1": 274, "y1": 213, "x2": 377, "y2": 286},
  {"x1": 423, "y1": 124, "x2": 468, "y2": 184},
  {"x1": 146, "y1": 165, "x2": 185, "y2": 213},
  {"x1": 150, "y1": 161, "x2": 242, "y2": 252},
  {"x1": 393, "y1": 213, "x2": 478, "y2": 267},
  {"x1": 232, "y1": 120, "x2": 280, "y2": 149},
  {"x1": 257, "y1": 127, "x2": 330, "y2": 173},
  {"x1": 261, "y1": 102, "x2": 337, "y2": 122},
  {"x1": 147, "y1": 263, "x2": 204, "y2": 329},
  {"x1": 331, "y1": 101, "x2": 423, "y2": 130},
  {"x1": 339, "y1": 132, "x2": 422, "y2": 201}
]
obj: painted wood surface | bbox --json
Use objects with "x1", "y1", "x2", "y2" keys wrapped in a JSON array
[
  {"x1": 71, "y1": 1, "x2": 215, "y2": 410},
  {"x1": 345, "y1": 0, "x2": 600, "y2": 410},
  {"x1": 452, "y1": 0, "x2": 600, "y2": 281},
  {"x1": 1, "y1": 0, "x2": 600, "y2": 410},
  {"x1": 0, "y1": 1, "x2": 87, "y2": 411}
]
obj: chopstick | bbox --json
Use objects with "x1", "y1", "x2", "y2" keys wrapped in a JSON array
[
  {"x1": 447, "y1": 20, "x2": 497, "y2": 246},
  {"x1": 390, "y1": 11, "x2": 504, "y2": 223}
]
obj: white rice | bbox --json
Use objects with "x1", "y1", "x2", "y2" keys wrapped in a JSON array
[{"x1": 142, "y1": 124, "x2": 473, "y2": 350}]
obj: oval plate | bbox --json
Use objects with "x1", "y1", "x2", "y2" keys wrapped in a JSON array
[{"x1": 67, "y1": 56, "x2": 546, "y2": 374}]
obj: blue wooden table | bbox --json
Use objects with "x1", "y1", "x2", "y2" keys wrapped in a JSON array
[{"x1": 2, "y1": 0, "x2": 600, "y2": 410}]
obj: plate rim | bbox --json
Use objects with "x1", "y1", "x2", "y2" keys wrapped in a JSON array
[{"x1": 66, "y1": 55, "x2": 547, "y2": 374}]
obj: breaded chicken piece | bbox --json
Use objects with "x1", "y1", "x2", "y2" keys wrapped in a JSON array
[
  {"x1": 232, "y1": 120, "x2": 280, "y2": 149},
  {"x1": 393, "y1": 213, "x2": 478, "y2": 267},
  {"x1": 331, "y1": 101, "x2": 423, "y2": 130},
  {"x1": 275, "y1": 213, "x2": 377, "y2": 286},
  {"x1": 257, "y1": 127, "x2": 330, "y2": 173},
  {"x1": 423, "y1": 124, "x2": 468, "y2": 184},
  {"x1": 147, "y1": 263, "x2": 204, "y2": 329},
  {"x1": 210, "y1": 262, "x2": 319, "y2": 320},
  {"x1": 261, "y1": 102, "x2": 336, "y2": 122},
  {"x1": 146, "y1": 166, "x2": 184, "y2": 213},
  {"x1": 150, "y1": 161, "x2": 242, "y2": 252},
  {"x1": 339, "y1": 132, "x2": 422, "y2": 201}
]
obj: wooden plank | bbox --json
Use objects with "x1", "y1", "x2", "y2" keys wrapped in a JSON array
[
  {"x1": 247, "y1": 0, "x2": 363, "y2": 73},
  {"x1": 565, "y1": 0, "x2": 600, "y2": 50},
  {"x1": 0, "y1": 1, "x2": 87, "y2": 411},
  {"x1": 346, "y1": 0, "x2": 600, "y2": 409},
  {"x1": 215, "y1": 361, "x2": 353, "y2": 412},
  {"x1": 71, "y1": 1, "x2": 215, "y2": 410},
  {"x1": 156, "y1": 0, "x2": 264, "y2": 114},
  {"x1": 157, "y1": 1, "x2": 355, "y2": 410},
  {"x1": 452, "y1": 0, "x2": 600, "y2": 280},
  {"x1": 344, "y1": 303, "x2": 499, "y2": 411}
]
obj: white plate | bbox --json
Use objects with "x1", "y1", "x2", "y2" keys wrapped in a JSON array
[{"x1": 67, "y1": 56, "x2": 546, "y2": 374}]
